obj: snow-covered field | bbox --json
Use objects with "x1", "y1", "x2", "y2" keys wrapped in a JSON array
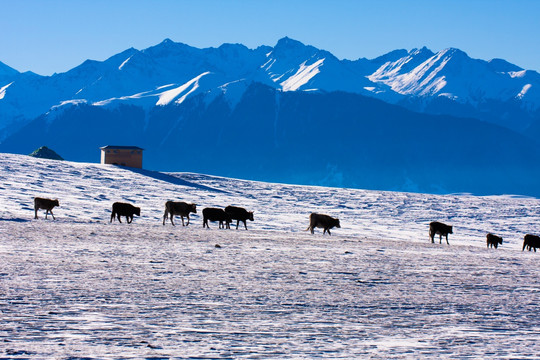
[{"x1": 1, "y1": 153, "x2": 540, "y2": 358}]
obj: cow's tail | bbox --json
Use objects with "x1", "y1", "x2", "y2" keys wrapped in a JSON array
[{"x1": 163, "y1": 208, "x2": 169, "y2": 225}]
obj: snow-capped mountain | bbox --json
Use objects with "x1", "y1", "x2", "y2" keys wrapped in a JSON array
[
  {"x1": 2, "y1": 37, "x2": 539, "y2": 137},
  {"x1": 369, "y1": 47, "x2": 540, "y2": 131},
  {"x1": 370, "y1": 46, "x2": 540, "y2": 105}
]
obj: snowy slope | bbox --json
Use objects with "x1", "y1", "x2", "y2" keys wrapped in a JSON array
[
  {"x1": 3, "y1": 152, "x2": 540, "y2": 246},
  {"x1": 1, "y1": 153, "x2": 540, "y2": 357}
]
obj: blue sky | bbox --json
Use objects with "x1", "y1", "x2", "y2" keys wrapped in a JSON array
[{"x1": 1, "y1": 0, "x2": 539, "y2": 75}]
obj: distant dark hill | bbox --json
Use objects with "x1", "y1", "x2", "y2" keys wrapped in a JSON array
[
  {"x1": 2, "y1": 82, "x2": 540, "y2": 196},
  {"x1": 29, "y1": 146, "x2": 64, "y2": 160}
]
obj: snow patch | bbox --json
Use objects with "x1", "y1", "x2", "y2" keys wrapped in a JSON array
[
  {"x1": 118, "y1": 55, "x2": 133, "y2": 70},
  {"x1": 260, "y1": 58, "x2": 276, "y2": 70},
  {"x1": 91, "y1": 84, "x2": 180, "y2": 108},
  {"x1": 280, "y1": 59, "x2": 325, "y2": 91},
  {"x1": 510, "y1": 70, "x2": 527, "y2": 78},
  {"x1": 517, "y1": 84, "x2": 532, "y2": 99},
  {"x1": 157, "y1": 83, "x2": 176, "y2": 90},
  {"x1": 0, "y1": 81, "x2": 13, "y2": 99},
  {"x1": 438, "y1": 92, "x2": 458, "y2": 100},
  {"x1": 92, "y1": 91, "x2": 152, "y2": 106},
  {"x1": 156, "y1": 72, "x2": 210, "y2": 106},
  {"x1": 50, "y1": 99, "x2": 88, "y2": 109}
]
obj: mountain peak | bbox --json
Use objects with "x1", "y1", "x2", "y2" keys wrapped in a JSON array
[
  {"x1": 408, "y1": 46, "x2": 434, "y2": 58},
  {"x1": 142, "y1": 38, "x2": 197, "y2": 59},
  {"x1": 439, "y1": 47, "x2": 469, "y2": 59},
  {"x1": 270, "y1": 37, "x2": 322, "y2": 61},
  {"x1": 274, "y1": 37, "x2": 309, "y2": 52},
  {"x1": 371, "y1": 49, "x2": 409, "y2": 64}
]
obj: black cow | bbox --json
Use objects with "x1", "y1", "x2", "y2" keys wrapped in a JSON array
[
  {"x1": 306, "y1": 213, "x2": 341, "y2": 235},
  {"x1": 34, "y1": 197, "x2": 59, "y2": 220},
  {"x1": 163, "y1": 201, "x2": 197, "y2": 226},
  {"x1": 202, "y1": 208, "x2": 231, "y2": 229},
  {"x1": 429, "y1": 221, "x2": 453, "y2": 244},
  {"x1": 225, "y1": 205, "x2": 254, "y2": 230},
  {"x1": 523, "y1": 234, "x2": 540, "y2": 252},
  {"x1": 110, "y1": 202, "x2": 140, "y2": 224},
  {"x1": 486, "y1": 233, "x2": 503, "y2": 249}
]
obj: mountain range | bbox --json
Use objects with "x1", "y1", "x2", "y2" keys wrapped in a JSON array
[{"x1": 1, "y1": 37, "x2": 540, "y2": 196}]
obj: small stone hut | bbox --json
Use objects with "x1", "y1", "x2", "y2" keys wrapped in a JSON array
[{"x1": 100, "y1": 145, "x2": 143, "y2": 168}]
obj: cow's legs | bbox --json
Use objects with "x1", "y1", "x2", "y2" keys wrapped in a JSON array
[{"x1": 50, "y1": 210, "x2": 55, "y2": 220}]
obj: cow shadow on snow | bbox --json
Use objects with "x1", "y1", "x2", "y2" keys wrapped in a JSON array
[{"x1": 0, "y1": 218, "x2": 31, "y2": 223}]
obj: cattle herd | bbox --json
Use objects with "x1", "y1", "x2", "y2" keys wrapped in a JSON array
[{"x1": 32, "y1": 197, "x2": 540, "y2": 252}]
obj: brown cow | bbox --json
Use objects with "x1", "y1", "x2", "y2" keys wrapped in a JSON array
[
  {"x1": 523, "y1": 234, "x2": 540, "y2": 252},
  {"x1": 163, "y1": 201, "x2": 197, "y2": 226},
  {"x1": 429, "y1": 221, "x2": 452, "y2": 244},
  {"x1": 34, "y1": 197, "x2": 59, "y2": 220},
  {"x1": 202, "y1": 208, "x2": 231, "y2": 229},
  {"x1": 225, "y1": 205, "x2": 254, "y2": 230},
  {"x1": 110, "y1": 202, "x2": 140, "y2": 224},
  {"x1": 306, "y1": 213, "x2": 341, "y2": 235},
  {"x1": 486, "y1": 233, "x2": 503, "y2": 249}
]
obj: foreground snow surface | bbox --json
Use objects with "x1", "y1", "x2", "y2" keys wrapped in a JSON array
[{"x1": 1, "y1": 153, "x2": 540, "y2": 358}]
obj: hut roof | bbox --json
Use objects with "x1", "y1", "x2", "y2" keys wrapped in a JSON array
[{"x1": 100, "y1": 145, "x2": 144, "y2": 151}]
